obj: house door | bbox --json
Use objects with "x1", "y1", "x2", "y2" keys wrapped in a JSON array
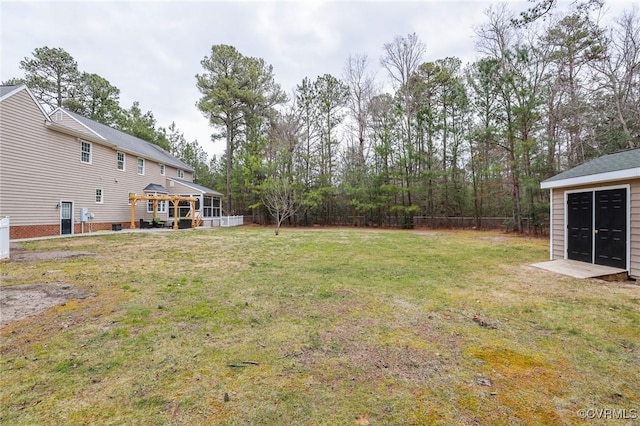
[
  {"x1": 595, "y1": 188, "x2": 627, "y2": 269},
  {"x1": 60, "y1": 202, "x2": 72, "y2": 235},
  {"x1": 567, "y1": 192, "x2": 593, "y2": 263}
]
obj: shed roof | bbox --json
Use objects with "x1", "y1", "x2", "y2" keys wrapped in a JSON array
[{"x1": 541, "y1": 148, "x2": 640, "y2": 189}]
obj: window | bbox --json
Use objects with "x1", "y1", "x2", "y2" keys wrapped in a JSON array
[
  {"x1": 177, "y1": 169, "x2": 184, "y2": 178},
  {"x1": 159, "y1": 164, "x2": 165, "y2": 175},
  {"x1": 137, "y1": 158, "x2": 145, "y2": 175},
  {"x1": 81, "y1": 140, "x2": 92, "y2": 164},
  {"x1": 117, "y1": 152, "x2": 125, "y2": 171},
  {"x1": 95, "y1": 189, "x2": 103, "y2": 203},
  {"x1": 202, "y1": 197, "x2": 221, "y2": 217},
  {"x1": 147, "y1": 200, "x2": 167, "y2": 213}
]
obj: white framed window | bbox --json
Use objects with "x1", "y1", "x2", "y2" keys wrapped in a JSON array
[
  {"x1": 117, "y1": 152, "x2": 125, "y2": 171},
  {"x1": 95, "y1": 188, "x2": 104, "y2": 203},
  {"x1": 159, "y1": 164, "x2": 165, "y2": 175},
  {"x1": 177, "y1": 169, "x2": 184, "y2": 178},
  {"x1": 147, "y1": 200, "x2": 167, "y2": 213},
  {"x1": 81, "y1": 140, "x2": 92, "y2": 164},
  {"x1": 137, "y1": 158, "x2": 145, "y2": 175}
]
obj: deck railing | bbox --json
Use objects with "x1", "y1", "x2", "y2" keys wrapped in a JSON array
[{"x1": 212, "y1": 216, "x2": 244, "y2": 227}]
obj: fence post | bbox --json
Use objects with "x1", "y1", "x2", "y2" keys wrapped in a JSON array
[{"x1": 0, "y1": 216, "x2": 10, "y2": 260}]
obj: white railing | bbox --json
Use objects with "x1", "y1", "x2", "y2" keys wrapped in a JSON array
[
  {"x1": 212, "y1": 216, "x2": 244, "y2": 227},
  {"x1": 0, "y1": 216, "x2": 9, "y2": 259}
]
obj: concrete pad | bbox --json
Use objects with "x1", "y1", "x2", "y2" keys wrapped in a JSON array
[{"x1": 531, "y1": 259, "x2": 627, "y2": 279}]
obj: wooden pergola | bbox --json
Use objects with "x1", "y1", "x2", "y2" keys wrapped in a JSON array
[{"x1": 129, "y1": 193, "x2": 198, "y2": 230}]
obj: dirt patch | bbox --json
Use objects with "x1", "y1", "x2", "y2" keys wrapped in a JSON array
[
  {"x1": 8, "y1": 247, "x2": 93, "y2": 262},
  {"x1": 478, "y1": 236, "x2": 509, "y2": 242},
  {"x1": 0, "y1": 282, "x2": 95, "y2": 327}
]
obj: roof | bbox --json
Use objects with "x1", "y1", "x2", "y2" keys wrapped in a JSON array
[
  {"x1": 541, "y1": 148, "x2": 640, "y2": 189},
  {"x1": 0, "y1": 85, "x2": 50, "y2": 120},
  {"x1": 54, "y1": 109, "x2": 194, "y2": 173},
  {"x1": 143, "y1": 183, "x2": 169, "y2": 193},
  {"x1": 0, "y1": 85, "x2": 19, "y2": 98},
  {"x1": 167, "y1": 177, "x2": 223, "y2": 196}
]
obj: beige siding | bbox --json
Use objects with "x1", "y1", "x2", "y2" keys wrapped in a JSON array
[
  {"x1": 50, "y1": 110, "x2": 98, "y2": 138},
  {"x1": 630, "y1": 181, "x2": 640, "y2": 279},
  {"x1": 0, "y1": 90, "x2": 194, "y2": 231},
  {"x1": 551, "y1": 189, "x2": 565, "y2": 260},
  {"x1": 550, "y1": 179, "x2": 640, "y2": 278}
]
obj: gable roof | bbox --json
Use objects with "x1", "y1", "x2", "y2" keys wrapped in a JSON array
[
  {"x1": 49, "y1": 108, "x2": 194, "y2": 173},
  {"x1": 167, "y1": 177, "x2": 223, "y2": 196},
  {"x1": 541, "y1": 148, "x2": 640, "y2": 189},
  {"x1": 0, "y1": 84, "x2": 51, "y2": 120}
]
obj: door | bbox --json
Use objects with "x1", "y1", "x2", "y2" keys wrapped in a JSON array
[
  {"x1": 567, "y1": 192, "x2": 592, "y2": 263},
  {"x1": 595, "y1": 188, "x2": 627, "y2": 269},
  {"x1": 60, "y1": 202, "x2": 72, "y2": 235}
]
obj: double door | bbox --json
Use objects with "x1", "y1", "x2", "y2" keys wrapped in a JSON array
[{"x1": 567, "y1": 188, "x2": 627, "y2": 269}]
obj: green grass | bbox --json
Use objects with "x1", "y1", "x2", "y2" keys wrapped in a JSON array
[{"x1": 1, "y1": 228, "x2": 639, "y2": 425}]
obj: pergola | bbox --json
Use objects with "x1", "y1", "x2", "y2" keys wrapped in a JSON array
[{"x1": 128, "y1": 193, "x2": 198, "y2": 230}]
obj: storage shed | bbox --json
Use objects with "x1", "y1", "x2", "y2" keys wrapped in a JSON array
[{"x1": 540, "y1": 148, "x2": 640, "y2": 280}]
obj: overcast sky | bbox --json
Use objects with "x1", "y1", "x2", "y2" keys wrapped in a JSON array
[{"x1": 1, "y1": 0, "x2": 635, "y2": 157}]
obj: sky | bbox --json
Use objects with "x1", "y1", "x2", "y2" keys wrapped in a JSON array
[{"x1": 1, "y1": 0, "x2": 635, "y2": 158}]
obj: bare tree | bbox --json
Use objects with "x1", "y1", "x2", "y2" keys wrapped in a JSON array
[
  {"x1": 262, "y1": 178, "x2": 300, "y2": 235},
  {"x1": 344, "y1": 54, "x2": 376, "y2": 170},
  {"x1": 381, "y1": 33, "x2": 426, "y2": 89}
]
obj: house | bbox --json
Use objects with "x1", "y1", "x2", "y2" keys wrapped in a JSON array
[
  {"x1": 540, "y1": 148, "x2": 640, "y2": 279},
  {"x1": 0, "y1": 84, "x2": 223, "y2": 239}
]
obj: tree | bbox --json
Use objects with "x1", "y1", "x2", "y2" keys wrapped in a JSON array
[
  {"x1": 63, "y1": 72, "x2": 122, "y2": 126},
  {"x1": 590, "y1": 6, "x2": 640, "y2": 151},
  {"x1": 117, "y1": 101, "x2": 171, "y2": 150},
  {"x1": 19, "y1": 46, "x2": 79, "y2": 109},
  {"x1": 197, "y1": 45, "x2": 251, "y2": 214},
  {"x1": 197, "y1": 45, "x2": 285, "y2": 215},
  {"x1": 261, "y1": 178, "x2": 301, "y2": 235},
  {"x1": 513, "y1": 0, "x2": 603, "y2": 26}
]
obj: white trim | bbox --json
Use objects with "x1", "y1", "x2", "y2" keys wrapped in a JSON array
[
  {"x1": 0, "y1": 85, "x2": 51, "y2": 121},
  {"x1": 80, "y1": 140, "x2": 92, "y2": 164},
  {"x1": 117, "y1": 151, "x2": 126, "y2": 171},
  {"x1": 137, "y1": 157, "x2": 145, "y2": 175},
  {"x1": 549, "y1": 188, "x2": 553, "y2": 260},
  {"x1": 49, "y1": 107, "x2": 106, "y2": 140},
  {"x1": 541, "y1": 168, "x2": 640, "y2": 189},
  {"x1": 563, "y1": 184, "x2": 630, "y2": 271},
  {"x1": 59, "y1": 200, "x2": 74, "y2": 236},
  {"x1": 95, "y1": 188, "x2": 104, "y2": 204}
]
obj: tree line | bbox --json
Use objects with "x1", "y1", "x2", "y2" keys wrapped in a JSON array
[{"x1": 6, "y1": 2, "x2": 639, "y2": 232}]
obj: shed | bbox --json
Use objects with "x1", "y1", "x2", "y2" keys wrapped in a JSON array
[{"x1": 540, "y1": 148, "x2": 640, "y2": 279}]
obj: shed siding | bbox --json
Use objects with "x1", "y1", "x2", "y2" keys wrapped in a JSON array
[
  {"x1": 551, "y1": 189, "x2": 565, "y2": 260},
  {"x1": 0, "y1": 89, "x2": 196, "y2": 235},
  {"x1": 630, "y1": 182, "x2": 640, "y2": 279},
  {"x1": 550, "y1": 179, "x2": 640, "y2": 279}
]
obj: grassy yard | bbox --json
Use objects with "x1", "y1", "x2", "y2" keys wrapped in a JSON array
[{"x1": 1, "y1": 228, "x2": 638, "y2": 425}]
